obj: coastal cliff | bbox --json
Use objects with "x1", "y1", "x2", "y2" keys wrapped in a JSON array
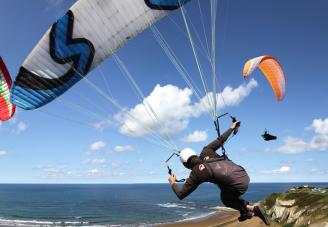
[
  {"x1": 260, "y1": 185, "x2": 328, "y2": 226},
  {"x1": 161, "y1": 185, "x2": 328, "y2": 227}
]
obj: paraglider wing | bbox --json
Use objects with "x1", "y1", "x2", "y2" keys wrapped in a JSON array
[
  {"x1": 11, "y1": 0, "x2": 190, "y2": 110},
  {"x1": 0, "y1": 57, "x2": 15, "y2": 121},
  {"x1": 243, "y1": 56, "x2": 286, "y2": 101}
]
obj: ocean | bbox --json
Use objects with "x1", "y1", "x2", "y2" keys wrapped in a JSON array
[{"x1": 0, "y1": 183, "x2": 327, "y2": 226}]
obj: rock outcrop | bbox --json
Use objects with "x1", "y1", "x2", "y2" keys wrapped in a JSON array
[{"x1": 259, "y1": 185, "x2": 328, "y2": 227}]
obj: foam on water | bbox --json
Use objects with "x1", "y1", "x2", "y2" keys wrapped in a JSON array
[
  {"x1": 157, "y1": 202, "x2": 195, "y2": 209},
  {"x1": 0, "y1": 218, "x2": 90, "y2": 227},
  {"x1": 177, "y1": 211, "x2": 216, "y2": 222}
]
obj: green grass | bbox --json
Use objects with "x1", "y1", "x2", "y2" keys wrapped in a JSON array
[
  {"x1": 264, "y1": 193, "x2": 279, "y2": 209},
  {"x1": 286, "y1": 193, "x2": 323, "y2": 207}
]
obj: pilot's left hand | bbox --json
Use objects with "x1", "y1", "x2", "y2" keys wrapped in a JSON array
[{"x1": 168, "y1": 175, "x2": 176, "y2": 185}]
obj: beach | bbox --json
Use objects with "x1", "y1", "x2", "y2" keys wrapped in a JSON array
[{"x1": 160, "y1": 209, "x2": 267, "y2": 227}]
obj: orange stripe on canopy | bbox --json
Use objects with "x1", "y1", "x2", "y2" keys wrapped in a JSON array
[
  {"x1": 243, "y1": 55, "x2": 286, "y2": 101},
  {"x1": 258, "y1": 56, "x2": 285, "y2": 101}
]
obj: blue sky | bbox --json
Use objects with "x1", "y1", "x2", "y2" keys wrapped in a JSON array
[{"x1": 0, "y1": 0, "x2": 328, "y2": 183}]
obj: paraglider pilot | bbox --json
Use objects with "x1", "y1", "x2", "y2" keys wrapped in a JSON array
[{"x1": 168, "y1": 122, "x2": 271, "y2": 225}]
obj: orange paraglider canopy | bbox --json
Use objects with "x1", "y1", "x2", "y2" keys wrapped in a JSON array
[{"x1": 243, "y1": 55, "x2": 286, "y2": 101}]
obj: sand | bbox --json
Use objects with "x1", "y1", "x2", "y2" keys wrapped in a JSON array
[{"x1": 159, "y1": 209, "x2": 268, "y2": 227}]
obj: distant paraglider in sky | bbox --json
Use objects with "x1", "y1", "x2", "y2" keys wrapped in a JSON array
[
  {"x1": 262, "y1": 129, "x2": 277, "y2": 141},
  {"x1": 243, "y1": 56, "x2": 285, "y2": 142},
  {"x1": 0, "y1": 57, "x2": 15, "y2": 121},
  {"x1": 243, "y1": 55, "x2": 286, "y2": 101}
]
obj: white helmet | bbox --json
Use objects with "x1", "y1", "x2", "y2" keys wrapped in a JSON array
[{"x1": 179, "y1": 148, "x2": 197, "y2": 164}]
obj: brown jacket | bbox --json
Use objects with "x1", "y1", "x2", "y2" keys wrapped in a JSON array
[{"x1": 172, "y1": 128, "x2": 249, "y2": 200}]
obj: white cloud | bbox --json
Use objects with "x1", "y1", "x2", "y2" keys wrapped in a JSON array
[
  {"x1": 274, "y1": 166, "x2": 291, "y2": 173},
  {"x1": 307, "y1": 118, "x2": 328, "y2": 135},
  {"x1": 36, "y1": 165, "x2": 66, "y2": 177},
  {"x1": 280, "y1": 166, "x2": 291, "y2": 172},
  {"x1": 114, "y1": 145, "x2": 135, "y2": 153},
  {"x1": 182, "y1": 130, "x2": 208, "y2": 143},
  {"x1": 275, "y1": 118, "x2": 328, "y2": 153},
  {"x1": 91, "y1": 118, "x2": 112, "y2": 132},
  {"x1": 0, "y1": 150, "x2": 8, "y2": 156},
  {"x1": 310, "y1": 168, "x2": 318, "y2": 173},
  {"x1": 83, "y1": 159, "x2": 107, "y2": 165},
  {"x1": 15, "y1": 122, "x2": 28, "y2": 134},
  {"x1": 84, "y1": 168, "x2": 100, "y2": 175},
  {"x1": 0, "y1": 117, "x2": 28, "y2": 134},
  {"x1": 77, "y1": 168, "x2": 117, "y2": 178},
  {"x1": 44, "y1": 167, "x2": 62, "y2": 177},
  {"x1": 111, "y1": 162, "x2": 123, "y2": 169},
  {"x1": 264, "y1": 166, "x2": 291, "y2": 174},
  {"x1": 276, "y1": 137, "x2": 310, "y2": 153},
  {"x1": 90, "y1": 141, "x2": 106, "y2": 151},
  {"x1": 309, "y1": 168, "x2": 328, "y2": 175},
  {"x1": 116, "y1": 80, "x2": 257, "y2": 137},
  {"x1": 310, "y1": 134, "x2": 328, "y2": 151},
  {"x1": 35, "y1": 164, "x2": 130, "y2": 179},
  {"x1": 192, "y1": 79, "x2": 258, "y2": 116},
  {"x1": 115, "y1": 84, "x2": 193, "y2": 137},
  {"x1": 65, "y1": 168, "x2": 107, "y2": 178}
]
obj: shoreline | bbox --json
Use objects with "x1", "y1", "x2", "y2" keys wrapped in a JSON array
[{"x1": 0, "y1": 210, "x2": 267, "y2": 227}]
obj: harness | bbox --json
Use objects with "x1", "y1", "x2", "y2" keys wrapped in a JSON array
[{"x1": 202, "y1": 155, "x2": 229, "y2": 178}]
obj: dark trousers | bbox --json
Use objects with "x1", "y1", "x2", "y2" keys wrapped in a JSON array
[{"x1": 220, "y1": 188, "x2": 249, "y2": 214}]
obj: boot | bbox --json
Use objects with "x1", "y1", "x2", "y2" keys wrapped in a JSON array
[{"x1": 254, "y1": 205, "x2": 271, "y2": 226}]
